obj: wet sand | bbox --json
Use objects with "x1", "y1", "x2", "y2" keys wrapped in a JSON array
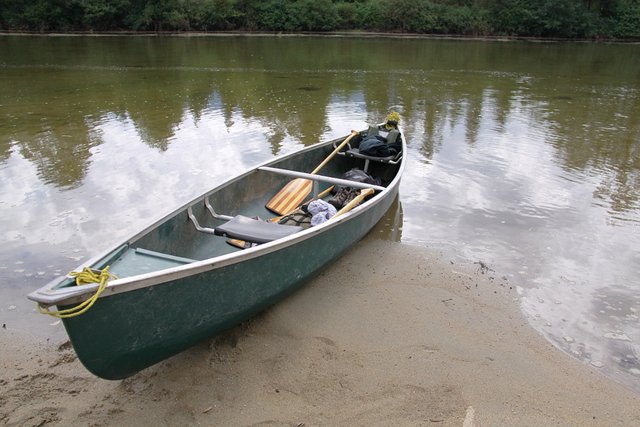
[{"x1": 1, "y1": 238, "x2": 639, "y2": 426}]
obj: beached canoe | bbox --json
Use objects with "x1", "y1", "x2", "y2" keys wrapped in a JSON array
[{"x1": 28, "y1": 123, "x2": 406, "y2": 380}]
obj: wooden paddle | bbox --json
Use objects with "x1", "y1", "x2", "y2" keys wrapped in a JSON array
[
  {"x1": 333, "y1": 188, "x2": 375, "y2": 218},
  {"x1": 265, "y1": 131, "x2": 358, "y2": 215}
]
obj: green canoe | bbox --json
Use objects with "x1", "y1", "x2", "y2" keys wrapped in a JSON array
[{"x1": 28, "y1": 124, "x2": 406, "y2": 380}]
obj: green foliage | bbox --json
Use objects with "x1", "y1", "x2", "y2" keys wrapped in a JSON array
[
  {"x1": 185, "y1": 0, "x2": 242, "y2": 31},
  {"x1": 294, "y1": 0, "x2": 339, "y2": 31},
  {"x1": 439, "y1": 5, "x2": 492, "y2": 35},
  {"x1": 75, "y1": 0, "x2": 130, "y2": 30},
  {"x1": 488, "y1": 0, "x2": 538, "y2": 36},
  {"x1": 383, "y1": 0, "x2": 439, "y2": 33},
  {"x1": 11, "y1": 0, "x2": 72, "y2": 32},
  {"x1": 253, "y1": 0, "x2": 300, "y2": 31},
  {"x1": 487, "y1": 0, "x2": 601, "y2": 38},
  {"x1": 609, "y1": 0, "x2": 640, "y2": 37},
  {"x1": 529, "y1": 0, "x2": 598, "y2": 38},
  {"x1": 352, "y1": 0, "x2": 386, "y2": 31},
  {"x1": 1, "y1": 0, "x2": 638, "y2": 39},
  {"x1": 334, "y1": 1, "x2": 357, "y2": 29}
]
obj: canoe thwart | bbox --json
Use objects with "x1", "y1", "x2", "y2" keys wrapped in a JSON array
[
  {"x1": 259, "y1": 166, "x2": 386, "y2": 191},
  {"x1": 214, "y1": 215, "x2": 303, "y2": 244},
  {"x1": 265, "y1": 131, "x2": 359, "y2": 216}
]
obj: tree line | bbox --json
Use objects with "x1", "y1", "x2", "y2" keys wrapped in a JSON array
[{"x1": 1, "y1": 0, "x2": 639, "y2": 39}]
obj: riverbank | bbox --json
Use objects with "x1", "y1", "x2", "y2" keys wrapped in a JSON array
[
  {"x1": 1, "y1": 31, "x2": 639, "y2": 44},
  {"x1": 1, "y1": 238, "x2": 639, "y2": 426}
]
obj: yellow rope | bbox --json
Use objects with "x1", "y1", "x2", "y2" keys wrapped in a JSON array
[{"x1": 37, "y1": 266, "x2": 117, "y2": 319}]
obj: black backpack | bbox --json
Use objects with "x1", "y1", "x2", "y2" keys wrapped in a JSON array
[{"x1": 359, "y1": 135, "x2": 401, "y2": 157}]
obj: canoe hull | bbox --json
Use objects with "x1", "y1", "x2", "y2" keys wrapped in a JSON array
[
  {"x1": 30, "y1": 126, "x2": 405, "y2": 380},
  {"x1": 60, "y1": 176, "x2": 398, "y2": 380}
]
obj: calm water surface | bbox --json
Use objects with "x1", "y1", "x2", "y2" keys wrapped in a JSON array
[{"x1": 1, "y1": 35, "x2": 639, "y2": 391}]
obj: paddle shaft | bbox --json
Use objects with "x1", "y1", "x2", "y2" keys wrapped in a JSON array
[
  {"x1": 334, "y1": 188, "x2": 375, "y2": 218},
  {"x1": 310, "y1": 130, "x2": 358, "y2": 174}
]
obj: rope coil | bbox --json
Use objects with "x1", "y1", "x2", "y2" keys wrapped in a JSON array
[{"x1": 37, "y1": 266, "x2": 117, "y2": 319}]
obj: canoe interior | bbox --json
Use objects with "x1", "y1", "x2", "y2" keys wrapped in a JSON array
[{"x1": 58, "y1": 133, "x2": 402, "y2": 286}]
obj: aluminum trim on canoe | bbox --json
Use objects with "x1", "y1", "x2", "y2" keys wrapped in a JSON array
[{"x1": 28, "y1": 132, "x2": 405, "y2": 306}]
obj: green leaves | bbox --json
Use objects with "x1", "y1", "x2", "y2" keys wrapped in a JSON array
[{"x1": 1, "y1": 0, "x2": 638, "y2": 39}]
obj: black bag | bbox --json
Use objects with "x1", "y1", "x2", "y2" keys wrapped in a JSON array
[
  {"x1": 359, "y1": 135, "x2": 400, "y2": 157},
  {"x1": 340, "y1": 168, "x2": 380, "y2": 185},
  {"x1": 332, "y1": 168, "x2": 381, "y2": 195}
]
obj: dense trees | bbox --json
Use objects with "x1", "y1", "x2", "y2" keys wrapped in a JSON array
[{"x1": 1, "y1": 0, "x2": 638, "y2": 39}]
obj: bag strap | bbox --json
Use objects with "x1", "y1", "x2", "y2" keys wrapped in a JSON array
[{"x1": 386, "y1": 129, "x2": 399, "y2": 144}]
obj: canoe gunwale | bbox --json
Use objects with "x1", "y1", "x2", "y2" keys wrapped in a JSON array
[
  {"x1": 28, "y1": 130, "x2": 405, "y2": 307},
  {"x1": 28, "y1": 188, "x2": 387, "y2": 306}
]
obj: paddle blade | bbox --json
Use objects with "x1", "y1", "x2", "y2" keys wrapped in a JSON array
[{"x1": 265, "y1": 178, "x2": 312, "y2": 215}]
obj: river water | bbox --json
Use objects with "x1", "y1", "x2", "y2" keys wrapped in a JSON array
[{"x1": 1, "y1": 35, "x2": 638, "y2": 392}]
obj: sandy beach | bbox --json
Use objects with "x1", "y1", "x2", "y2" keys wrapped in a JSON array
[{"x1": 1, "y1": 238, "x2": 639, "y2": 426}]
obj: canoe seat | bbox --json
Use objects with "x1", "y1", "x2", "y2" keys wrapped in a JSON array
[
  {"x1": 214, "y1": 215, "x2": 303, "y2": 244},
  {"x1": 346, "y1": 149, "x2": 398, "y2": 163},
  {"x1": 344, "y1": 148, "x2": 402, "y2": 173}
]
